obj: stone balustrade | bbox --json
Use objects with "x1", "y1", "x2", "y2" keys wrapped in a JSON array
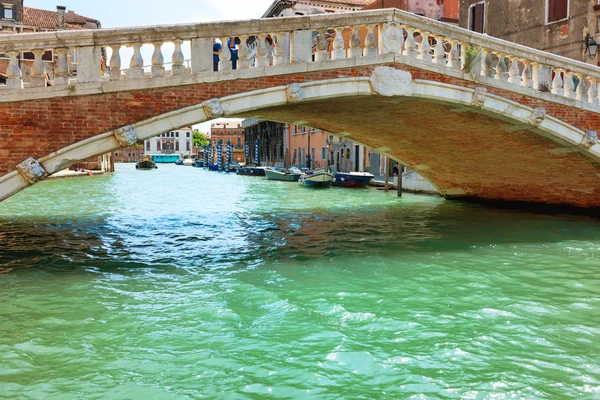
[{"x1": 1, "y1": 8, "x2": 600, "y2": 108}]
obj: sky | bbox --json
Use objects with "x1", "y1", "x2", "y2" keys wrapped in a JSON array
[{"x1": 25, "y1": 0, "x2": 277, "y2": 132}]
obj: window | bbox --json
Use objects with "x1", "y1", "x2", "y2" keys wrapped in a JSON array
[
  {"x1": 547, "y1": 0, "x2": 568, "y2": 23},
  {"x1": 2, "y1": 4, "x2": 13, "y2": 19},
  {"x1": 292, "y1": 149, "x2": 297, "y2": 164},
  {"x1": 468, "y1": 2, "x2": 485, "y2": 33},
  {"x1": 157, "y1": 141, "x2": 161, "y2": 151},
  {"x1": 237, "y1": 138, "x2": 241, "y2": 146},
  {"x1": 321, "y1": 147, "x2": 326, "y2": 160},
  {"x1": 146, "y1": 141, "x2": 150, "y2": 151},
  {"x1": 175, "y1": 141, "x2": 180, "y2": 151},
  {"x1": 186, "y1": 132, "x2": 190, "y2": 138},
  {"x1": 187, "y1": 141, "x2": 191, "y2": 151},
  {"x1": 176, "y1": 132, "x2": 179, "y2": 138}
]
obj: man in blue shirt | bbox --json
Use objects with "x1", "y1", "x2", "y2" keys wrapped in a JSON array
[{"x1": 213, "y1": 39, "x2": 221, "y2": 71}]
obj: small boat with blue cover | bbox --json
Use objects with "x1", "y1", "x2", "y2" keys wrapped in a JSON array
[
  {"x1": 334, "y1": 171, "x2": 374, "y2": 188},
  {"x1": 236, "y1": 165, "x2": 266, "y2": 176}
]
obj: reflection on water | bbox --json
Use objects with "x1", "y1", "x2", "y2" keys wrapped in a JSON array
[{"x1": 0, "y1": 164, "x2": 599, "y2": 398}]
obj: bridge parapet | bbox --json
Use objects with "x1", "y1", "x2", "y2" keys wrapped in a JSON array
[{"x1": 1, "y1": 8, "x2": 600, "y2": 110}]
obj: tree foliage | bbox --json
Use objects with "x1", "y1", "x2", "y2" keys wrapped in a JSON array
[{"x1": 193, "y1": 130, "x2": 209, "y2": 148}]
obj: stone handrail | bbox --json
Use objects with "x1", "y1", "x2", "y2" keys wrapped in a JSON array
[{"x1": 1, "y1": 8, "x2": 599, "y2": 106}]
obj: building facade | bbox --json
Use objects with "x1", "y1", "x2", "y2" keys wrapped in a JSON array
[
  {"x1": 210, "y1": 122, "x2": 245, "y2": 162},
  {"x1": 243, "y1": 119, "x2": 287, "y2": 166},
  {"x1": 459, "y1": 0, "x2": 599, "y2": 64},
  {"x1": 113, "y1": 146, "x2": 145, "y2": 163},
  {"x1": 144, "y1": 127, "x2": 193, "y2": 156}
]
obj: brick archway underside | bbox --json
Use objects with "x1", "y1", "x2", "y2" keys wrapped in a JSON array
[{"x1": 236, "y1": 96, "x2": 600, "y2": 207}]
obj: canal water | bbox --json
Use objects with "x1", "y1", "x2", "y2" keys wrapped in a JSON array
[{"x1": 0, "y1": 164, "x2": 599, "y2": 398}]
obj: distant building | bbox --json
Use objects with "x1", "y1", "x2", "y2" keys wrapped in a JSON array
[
  {"x1": 210, "y1": 122, "x2": 245, "y2": 162},
  {"x1": 243, "y1": 119, "x2": 286, "y2": 166},
  {"x1": 113, "y1": 146, "x2": 144, "y2": 163},
  {"x1": 145, "y1": 127, "x2": 193, "y2": 157},
  {"x1": 459, "y1": 0, "x2": 598, "y2": 63}
]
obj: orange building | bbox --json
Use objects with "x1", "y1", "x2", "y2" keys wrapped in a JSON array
[{"x1": 210, "y1": 122, "x2": 245, "y2": 163}]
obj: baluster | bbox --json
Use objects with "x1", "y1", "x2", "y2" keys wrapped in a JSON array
[
  {"x1": 418, "y1": 32, "x2": 431, "y2": 62},
  {"x1": 151, "y1": 41, "x2": 165, "y2": 78},
  {"x1": 574, "y1": 73, "x2": 587, "y2": 101},
  {"x1": 332, "y1": 27, "x2": 346, "y2": 59},
  {"x1": 348, "y1": 26, "x2": 361, "y2": 58},
  {"x1": 219, "y1": 36, "x2": 232, "y2": 71},
  {"x1": 315, "y1": 28, "x2": 329, "y2": 61},
  {"x1": 238, "y1": 35, "x2": 250, "y2": 69},
  {"x1": 172, "y1": 39, "x2": 185, "y2": 75},
  {"x1": 31, "y1": 49, "x2": 46, "y2": 87},
  {"x1": 273, "y1": 32, "x2": 286, "y2": 65},
  {"x1": 127, "y1": 43, "x2": 144, "y2": 79},
  {"x1": 446, "y1": 40, "x2": 460, "y2": 69},
  {"x1": 508, "y1": 56, "x2": 521, "y2": 85},
  {"x1": 563, "y1": 71, "x2": 574, "y2": 98},
  {"x1": 363, "y1": 24, "x2": 377, "y2": 57},
  {"x1": 109, "y1": 45, "x2": 121, "y2": 81},
  {"x1": 481, "y1": 48, "x2": 493, "y2": 77},
  {"x1": 403, "y1": 27, "x2": 417, "y2": 58},
  {"x1": 520, "y1": 60, "x2": 531, "y2": 87},
  {"x1": 495, "y1": 52, "x2": 507, "y2": 81},
  {"x1": 256, "y1": 33, "x2": 269, "y2": 67},
  {"x1": 6, "y1": 51, "x2": 23, "y2": 90},
  {"x1": 54, "y1": 48, "x2": 69, "y2": 86},
  {"x1": 433, "y1": 36, "x2": 445, "y2": 64},
  {"x1": 551, "y1": 68, "x2": 563, "y2": 95},
  {"x1": 588, "y1": 77, "x2": 598, "y2": 105}
]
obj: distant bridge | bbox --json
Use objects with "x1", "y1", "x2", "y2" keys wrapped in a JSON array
[{"x1": 1, "y1": 9, "x2": 599, "y2": 207}]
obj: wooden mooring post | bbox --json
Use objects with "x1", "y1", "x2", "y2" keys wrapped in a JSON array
[
  {"x1": 397, "y1": 165, "x2": 403, "y2": 197},
  {"x1": 384, "y1": 157, "x2": 390, "y2": 191}
]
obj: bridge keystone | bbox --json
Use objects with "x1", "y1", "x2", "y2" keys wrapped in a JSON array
[
  {"x1": 114, "y1": 125, "x2": 138, "y2": 147},
  {"x1": 286, "y1": 83, "x2": 304, "y2": 103},
  {"x1": 370, "y1": 67, "x2": 413, "y2": 97},
  {"x1": 16, "y1": 158, "x2": 48, "y2": 184},
  {"x1": 202, "y1": 99, "x2": 224, "y2": 120},
  {"x1": 528, "y1": 108, "x2": 547, "y2": 127},
  {"x1": 471, "y1": 87, "x2": 488, "y2": 107}
]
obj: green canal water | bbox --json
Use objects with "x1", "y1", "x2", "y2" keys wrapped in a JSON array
[{"x1": 0, "y1": 163, "x2": 599, "y2": 399}]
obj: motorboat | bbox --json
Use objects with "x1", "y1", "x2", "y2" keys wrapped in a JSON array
[
  {"x1": 300, "y1": 169, "x2": 334, "y2": 187},
  {"x1": 236, "y1": 165, "x2": 267, "y2": 176},
  {"x1": 334, "y1": 171, "x2": 374, "y2": 188},
  {"x1": 136, "y1": 156, "x2": 157, "y2": 170},
  {"x1": 183, "y1": 158, "x2": 194, "y2": 166},
  {"x1": 265, "y1": 167, "x2": 303, "y2": 182}
]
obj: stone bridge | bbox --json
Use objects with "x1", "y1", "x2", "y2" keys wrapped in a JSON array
[{"x1": 1, "y1": 9, "x2": 600, "y2": 208}]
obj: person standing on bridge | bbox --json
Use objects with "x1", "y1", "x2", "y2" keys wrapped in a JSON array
[
  {"x1": 213, "y1": 38, "x2": 222, "y2": 72},
  {"x1": 228, "y1": 37, "x2": 239, "y2": 70}
]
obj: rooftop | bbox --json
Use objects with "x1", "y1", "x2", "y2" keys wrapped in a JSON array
[{"x1": 23, "y1": 7, "x2": 100, "y2": 30}]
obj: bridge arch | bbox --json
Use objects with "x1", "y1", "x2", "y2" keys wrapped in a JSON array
[{"x1": 1, "y1": 67, "x2": 599, "y2": 207}]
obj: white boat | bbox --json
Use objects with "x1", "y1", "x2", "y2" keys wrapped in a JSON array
[
  {"x1": 300, "y1": 170, "x2": 334, "y2": 187},
  {"x1": 183, "y1": 158, "x2": 194, "y2": 166}
]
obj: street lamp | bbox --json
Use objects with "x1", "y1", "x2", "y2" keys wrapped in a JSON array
[{"x1": 585, "y1": 34, "x2": 598, "y2": 59}]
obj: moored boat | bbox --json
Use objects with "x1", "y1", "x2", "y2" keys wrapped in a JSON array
[
  {"x1": 175, "y1": 159, "x2": 184, "y2": 165},
  {"x1": 334, "y1": 171, "x2": 374, "y2": 188},
  {"x1": 183, "y1": 158, "x2": 194, "y2": 166},
  {"x1": 136, "y1": 156, "x2": 157, "y2": 170},
  {"x1": 300, "y1": 170, "x2": 334, "y2": 187},
  {"x1": 265, "y1": 168, "x2": 303, "y2": 182},
  {"x1": 236, "y1": 166, "x2": 266, "y2": 176}
]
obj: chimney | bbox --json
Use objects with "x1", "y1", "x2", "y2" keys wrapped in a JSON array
[{"x1": 56, "y1": 5, "x2": 66, "y2": 29}]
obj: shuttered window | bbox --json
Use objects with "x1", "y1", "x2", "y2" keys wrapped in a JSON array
[
  {"x1": 548, "y1": 0, "x2": 568, "y2": 23},
  {"x1": 469, "y1": 2, "x2": 485, "y2": 33}
]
